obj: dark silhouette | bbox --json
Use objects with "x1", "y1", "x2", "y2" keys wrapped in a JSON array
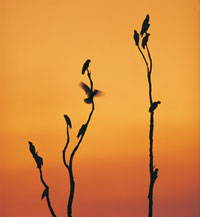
[
  {"x1": 142, "y1": 33, "x2": 150, "y2": 49},
  {"x1": 62, "y1": 60, "x2": 101, "y2": 217},
  {"x1": 77, "y1": 124, "x2": 87, "y2": 138},
  {"x1": 134, "y1": 30, "x2": 140, "y2": 46},
  {"x1": 80, "y1": 82, "x2": 102, "y2": 104},
  {"x1": 28, "y1": 141, "x2": 57, "y2": 217},
  {"x1": 134, "y1": 15, "x2": 161, "y2": 217},
  {"x1": 64, "y1": 114, "x2": 72, "y2": 128},
  {"x1": 81, "y1": 59, "x2": 91, "y2": 74},
  {"x1": 140, "y1": 14, "x2": 150, "y2": 36},
  {"x1": 149, "y1": 101, "x2": 161, "y2": 113},
  {"x1": 28, "y1": 60, "x2": 101, "y2": 217}
]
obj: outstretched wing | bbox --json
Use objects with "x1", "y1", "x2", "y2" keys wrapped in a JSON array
[
  {"x1": 80, "y1": 82, "x2": 91, "y2": 96},
  {"x1": 93, "y1": 89, "x2": 103, "y2": 97}
]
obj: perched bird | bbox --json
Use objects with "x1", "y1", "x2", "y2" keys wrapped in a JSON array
[
  {"x1": 82, "y1": 59, "x2": 91, "y2": 74},
  {"x1": 152, "y1": 168, "x2": 159, "y2": 181},
  {"x1": 77, "y1": 124, "x2": 87, "y2": 138},
  {"x1": 64, "y1": 115, "x2": 72, "y2": 128},
  {"x1": 142, "y1": 33, "x2": 150, "y2": 49},
  {"x1": 80, "y1": 82, "x2": 102, "y2": 104},
  {"x1": 133, "y1": 30, "x2": 139, "y2": 46},
  {"x1": 29, "y1": 141, "x2": 36, "y2": 156},
  {"x1": 149, "y1": 101, "x2": 161, "y2": 112},
  {"x1": 140, "y1": 14, "x2": 150, "y2": 36},
  {"x1": 35, "y1": 154, "x2": 43, "y2": 169}
]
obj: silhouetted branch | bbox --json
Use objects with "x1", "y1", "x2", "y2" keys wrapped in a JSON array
[
  {"x1": 134, "y1": 15, "x2": 161, "y2": 217},
  {"x1": 28, "y1": 142, "x2": 57, "y2": 217},
  {"x1": 137, "y1": 45, "x2": 150, "y2": 72},
  {"x1": 62, "y1": 119, "x2": 70, "y2": 170},
  {"x1": 63, "y1": 63, "x2": 98, "y2": 217}
]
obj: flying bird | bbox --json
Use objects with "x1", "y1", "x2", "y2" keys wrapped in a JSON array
[
  {"x1": 149, "y1": 101, "x2": 161, "y2": 112},
  {"x1": 140, "y1": 14, "x2": 150, "y2": 36},
  {"x1": 80, "y1": 82, "x2": 102, "y2": 104},
  {"x1": 77, "y1": 124, "x2": 87, "y2": 138},
  {"x1": 133, "y1": 30, "x2": 139, "y2": 46},
  {"x1": 82, "y1": 59, "x2": 91, "y2": 74},
  {"x1": 64, "y1": 115, "x2": 72, "y2": 128},
  {"x1": 142, "y1": 33, "x2": 150, "y2": 49}
]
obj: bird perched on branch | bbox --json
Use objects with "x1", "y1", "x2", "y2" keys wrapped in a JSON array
[
  {"x1": 133, "y1": 30, "x2": 139, "y2": 46},
  {"x1": 82, "y1": 59, "x2": 91, "y2": 74},
  {"x1": 149, "y1": 101, "x2": 161, "y2": 112},
  {"x1": 140, "y1": 14, "x2": 150, "y2": 36},
  {"x1": 142, "y1": 33, "x2": 150, "y2": 49},
  {"x1": 152, "y1": 168, "x2": 158, "y2": 181},
  {"x1": 80, "y1": 82, "x2": 102, "y2": 104},
  {"x1": 64, "y1": 115, "x2": 72, "y2": 128},
  {"x1": 77, "y1": 124, "x2": 87, "y2": 138}
]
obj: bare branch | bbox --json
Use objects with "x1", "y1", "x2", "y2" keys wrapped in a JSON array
[{"x1": 28, "y1": 142, "x2": 57, "y2": 217}]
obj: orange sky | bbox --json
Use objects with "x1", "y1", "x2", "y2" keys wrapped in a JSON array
[{"x1": 1, "y1": 0, "x2": 200, "y2": 217}]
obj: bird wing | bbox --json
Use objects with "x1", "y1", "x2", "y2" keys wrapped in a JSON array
[
  {"x1": 93, "y1": 89, "x2": 103, "y2": 97},
  {"x1": 84, "y1": 97, "x2": 93, "y2": 104},
  {"x1": 80, "y1": 82, "x2": 91, "y2": 96}
]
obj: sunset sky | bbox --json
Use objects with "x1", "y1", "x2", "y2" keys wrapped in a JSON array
[{"x1": 1, "y1": 0, "x2": 200, "y2": 217}]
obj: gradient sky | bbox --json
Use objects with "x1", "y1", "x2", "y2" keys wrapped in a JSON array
[{"x1": 1, "y1": 0, "x2": 200, "y2": 217}]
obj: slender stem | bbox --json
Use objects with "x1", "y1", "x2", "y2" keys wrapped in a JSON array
[
  {"x1": 67, "y1": 101, "x2": 95, "y2": 217},
  {"x1": 65, "y1": 71, "x2": 95, "y2": 217},
  {"x1": 137, "y1": 42, "x2": 158, "y2": 217},
  {"x1": 146, "y1": 45, "x2": 153, "y2": 105},
  {"x1": 148, "y1": 111, "x2": 154, "y2": 217},
  {"x1": 137, "y1": 45, "x2": 150, "y2": 72},
  {"x1": 63, "y1": 125, "x2": 70, "y2": 170},
  {"x1": 39, "y1": 168, "x2": 57, "y2": 217}
]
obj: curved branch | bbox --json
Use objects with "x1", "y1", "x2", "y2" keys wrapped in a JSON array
[
  {"x1": 146, "y1": 45, "x2": 153, "y2": 105},
  {"x1": 39, "y1": 168, "x2": 57, "y2": 217},
  {"x1": 67, "y1": 71, "x2": 95, "y2": 217},
  {"x1": 62, "y1": 125, "x2": 70, "y2": 170},
  {"x1": 137, "y1": 45, "x2": 150, "y2": 72},
  {"x1": 146, "y1": 45, "x2": 152, "y2": 74}
]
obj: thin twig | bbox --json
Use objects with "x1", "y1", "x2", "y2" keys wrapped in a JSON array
[
  {"x1": 62, "y1": 124, "x2": 70, "y2": 170},
  {"x1": 39, "y1": 168, "x2": 57, "y2": 217},
  {"x1": 64, "y1": 71, "x2": 95, "y2": 217},
  {"x1": 137, "y1": 45, "x2": 150, "y2": 72}
]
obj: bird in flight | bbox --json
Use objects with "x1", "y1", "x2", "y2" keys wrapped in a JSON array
[
  {"x1": 82, "y1": 59, "x2": 91, "y2": 74},
  {"x1": 149, "y1": 101, "x2": 161, "y2": 112},
  {"x1": 140, "y1": 14, "x2": 150, "y2": 36},
  {"x1": 80, "y1": 82, "x2": 102, "y2": 104}
]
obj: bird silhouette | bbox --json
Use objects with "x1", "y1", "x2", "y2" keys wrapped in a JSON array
[
  {"x1": 80, "y1": 82, "x2": 102, "y2": 104},
  {"x1": 149, "y1": 101, "x2": 161, "y2": 112},
  {"x1": 82, "y1": 59, "x2": 91, "y2": 74},
  {"x1": 140, "y1": 14, "x2": 150, "y2": 36},
  {"x1": 134, "y1": 30, "x2": 139, "y2": 46},
  {"x1": 77, "y1": 124, "x2": 87, "y2": 138},
  {"x1": 152, "y1": 168, "x2": 158, "y2": 181},
  {"x1": 29, "y1": 141, "x2": 36, "y2": 156},
  {"x1": 142, "y1": 33, "x2": 150, "y2": 49},
  {"x1": 35, "y1": 154, "x2": 43, "y2": 169},
  {"x1": 64, "y1": 115, "x2": 72, "y2": 128}
]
